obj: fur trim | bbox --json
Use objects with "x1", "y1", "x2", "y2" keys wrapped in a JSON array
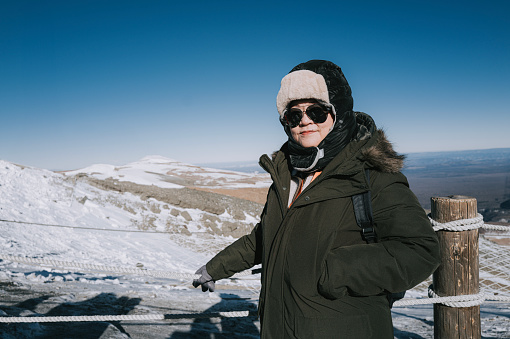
[
  {"x1": 276, "y1": 70, "x2": 330, "y2": 117},
  {"x1": 270, "y1": 128, "x2": 405, "y2": 173},
  {"x1": 361, "y1": 130, "x2": 405, "y2": 173}
]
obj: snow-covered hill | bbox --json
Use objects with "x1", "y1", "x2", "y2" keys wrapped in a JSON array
[
  {"x1": 0, "y1": 155, "x2": 271, "y2": 268},
  {"x1": 65, "y1": 155, "x2": 272, "y2": 189}
]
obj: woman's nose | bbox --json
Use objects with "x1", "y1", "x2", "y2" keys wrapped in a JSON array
[{"x1": 299, "y1": 112, "x2": 313, "y2": 125}]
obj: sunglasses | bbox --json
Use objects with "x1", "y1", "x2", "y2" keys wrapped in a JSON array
[{"x1": 282, "y1": 104, "x2": 331, "y2": 128}]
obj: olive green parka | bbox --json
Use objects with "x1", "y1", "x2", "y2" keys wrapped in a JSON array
[{"x1": 206, "y1": 115, "x2": 440, "y2": 338}]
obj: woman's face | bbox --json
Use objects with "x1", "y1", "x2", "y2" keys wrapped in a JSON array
[{"x1": 289, "y1": 101, "x2": 334, "y2": 148}]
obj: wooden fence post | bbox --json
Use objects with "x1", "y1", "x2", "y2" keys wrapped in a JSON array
[{"x1": 431, "y1": 195, "x2": 480, "y2": 339}]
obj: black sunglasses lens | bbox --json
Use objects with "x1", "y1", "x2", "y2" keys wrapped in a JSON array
[
  {"x1": 285, "y1": 109, "x2": 303, "y2": 127},
  {"x1": 284, "y1": 105, "x2": 329, "y2": 127},
  {"x1": 306, "y1": 106, "x2": 328, "y2": 124}
]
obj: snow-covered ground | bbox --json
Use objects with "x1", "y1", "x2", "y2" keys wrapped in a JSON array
[{"x1": 0, "y1": 157, "x2": 508, "y2": 338}]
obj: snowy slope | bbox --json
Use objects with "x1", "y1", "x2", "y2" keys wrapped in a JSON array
[
  {"x1": 0, "y1": 161, "x2": 181, "y2": 274},
  {"x1": 0, "y1": 157, "x2": 268, "y2": 283}
]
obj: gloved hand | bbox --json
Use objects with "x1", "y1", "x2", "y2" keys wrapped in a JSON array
[{"x1": 192, "y1": 265, "x2": 215, "y2": 292}]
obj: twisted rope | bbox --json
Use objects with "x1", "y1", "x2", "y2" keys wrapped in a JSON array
[
  {"x1": 483, "y1": 223, "x2": 510, "y2": 232},
  {"x1": 392, "y1": 286, "x2": 510, "y2": 307},
  {"x1": 0, "y1": 311, "x2": 258, "y2": 323},
  {"x1": 0, "y1": 254, "x2": 259, "y2": 280},
  {"x1": 0, "y1": 314, "x2": 165, "y2": 323},
  {"x1": 429, "y1": 213, "x2": 510, "y2": 233},
  {"x1": 427, "y1": 286, "x2": 485, "y2": 307},
  {"x1": 429, "y1": 213, "x2": 484, "y2": 232}
]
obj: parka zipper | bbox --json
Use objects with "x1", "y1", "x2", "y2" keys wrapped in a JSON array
[{"x1": 260, "y1": 154, "x2": 323, "y2": 332}]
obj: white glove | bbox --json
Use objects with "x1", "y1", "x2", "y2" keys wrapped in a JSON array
[{"x1": 192, "y1": 265, "x2": 215, "y2": 292}]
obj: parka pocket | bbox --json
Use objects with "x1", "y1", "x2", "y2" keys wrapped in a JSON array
[
  {"x1": 318, "y1": 259, "x2": 348, "y2": 300},
  {"x1": 294, "y1": 314, "x2": 373, "y2": 338}
]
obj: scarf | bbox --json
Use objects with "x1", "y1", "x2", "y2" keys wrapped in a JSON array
[{"x1": 285, "y1": 110, "x2": 358, "y2": 172}]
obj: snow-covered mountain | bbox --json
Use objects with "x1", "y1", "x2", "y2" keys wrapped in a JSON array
[
  {"x1": 0, "y1": 156, "x2": 271, "y2": 281},
  {"x1": 65, "y1": 155, "x2": 271, "y2": 189}
]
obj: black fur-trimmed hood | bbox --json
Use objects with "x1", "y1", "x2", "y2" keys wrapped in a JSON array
[
  {"x1": 361, "y1": 129, "x2": 405, "y2": 173},
  {"x1": 355, "y1": 112, "x2": 405, "y2": 174}
]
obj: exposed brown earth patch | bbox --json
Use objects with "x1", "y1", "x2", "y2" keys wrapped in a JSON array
[
  {"x1": 191, "y1": 187, "x2": 269, "y2": 205},
  {"x1": 83, "y1": 177, "x2": 264, "y2": 219}
]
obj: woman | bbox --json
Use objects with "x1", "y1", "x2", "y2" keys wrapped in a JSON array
[{"x1": 193, "y1": 60, "x2": 440, "y2": 338}]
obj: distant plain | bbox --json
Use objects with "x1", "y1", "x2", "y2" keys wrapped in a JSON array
[
  {"x1": 202, "y1": 148, "x2": 510, "y2": 210},
  {"x1": 403, "y1": 148, "x2": 510, "y2": 209}
]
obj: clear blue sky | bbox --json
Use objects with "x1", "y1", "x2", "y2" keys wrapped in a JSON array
[{"x1": 1, "y1": 0, "x2": 509, "y2": 170}]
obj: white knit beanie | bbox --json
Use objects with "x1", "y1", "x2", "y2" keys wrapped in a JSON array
[{"x1": 276, "y1": 70, "x2": 330, "y2": 118}]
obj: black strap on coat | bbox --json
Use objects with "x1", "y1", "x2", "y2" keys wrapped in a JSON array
[
  {"x1": 351, "y1": 168, "x2": 406, "y2": 307},
  {"x1": 352, "y1": 169, "x2": 377, "y2": 243}
]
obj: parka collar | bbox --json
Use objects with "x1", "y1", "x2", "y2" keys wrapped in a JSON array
[{"x1": 315, "y1": 112, "x2": 406, "y2": 177}]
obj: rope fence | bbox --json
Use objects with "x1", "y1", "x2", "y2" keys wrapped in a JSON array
[
  {"x1": 0, "y1": 215, "x2": 509, "y2": 323},
  {"x1": 0, "y1": 218, "x2": 180, "y2": 234},
  {"x1": 429, "y1": 213, "x2": 510, "y2": 232},
  {"x1": 0, "y1": 311, "x2": 259, "y2": 323},
  {"x1": 392, "y1": 286, "x2": 509, "y2": 308},
  {"x1": 0, "y1": 254, "x2": 260, "y2": 280}
]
